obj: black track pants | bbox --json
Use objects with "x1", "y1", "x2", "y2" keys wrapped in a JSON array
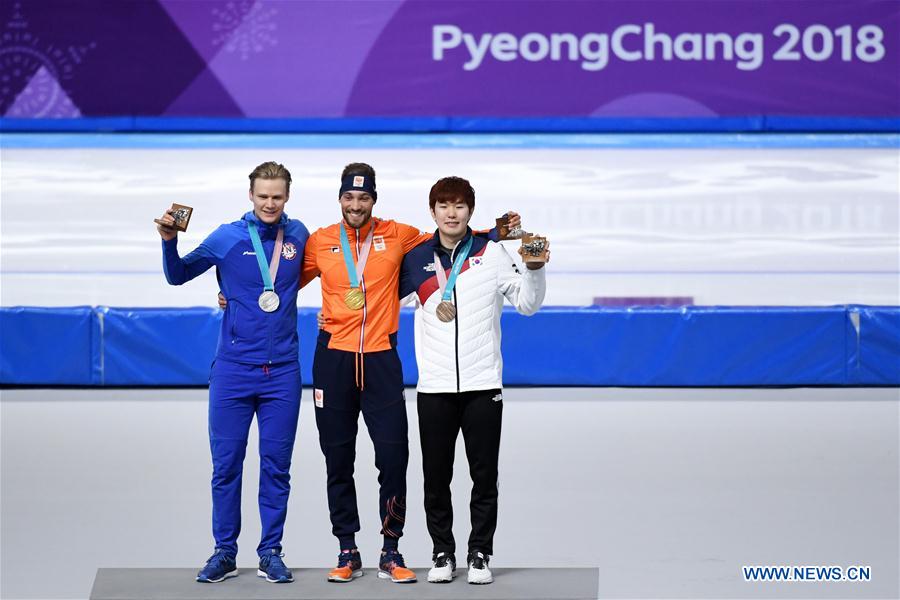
[
  {"x1": 313, "y1": 332, "x2": 408, "y2": 551},
  {"x1": 417, "y1": 388, "x2": 503, "y2": 555}
]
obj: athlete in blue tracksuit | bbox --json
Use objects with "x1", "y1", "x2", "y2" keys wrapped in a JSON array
[{"x1": 157, "y1": 162, "x2": 309, "y2": 584}]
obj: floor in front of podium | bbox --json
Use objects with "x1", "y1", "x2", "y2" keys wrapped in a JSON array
[
  {"x1": 2, "y1": 387, "x2": 898, "y2": 600},
  {"x1": 90, "y1": 567, "x2": 598, "y2": 599}
]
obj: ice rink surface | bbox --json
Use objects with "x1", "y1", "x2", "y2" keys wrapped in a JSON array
[
  {"x1": 1, "y1": 133, "x2": 898, "y2": 307},
  {"x1": 1, "y1": 387, "x2": 898, "y2": 600}
]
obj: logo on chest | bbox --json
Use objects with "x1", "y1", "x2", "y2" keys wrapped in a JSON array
[
  {"x1": 469, "y1": 257, "x2": 483, "y2": 267},
  {"x1": 373, "y1": 235, "x2": 386, "y2": 251},
  {"x1": 281, "y1": 242, "x2": 297, "y2": 260},
  {"x1": 423, "y1": 262, "x2": 436, "y2": 272}
]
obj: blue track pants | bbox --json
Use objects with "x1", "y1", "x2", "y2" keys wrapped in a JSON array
[{"x1": 207, "y1": 358, "x2": 301, "y2": 557}]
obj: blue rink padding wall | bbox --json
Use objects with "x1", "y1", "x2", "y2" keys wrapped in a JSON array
[{"x1": 2, "y1": 306, "x2": 897, "y2": 387}]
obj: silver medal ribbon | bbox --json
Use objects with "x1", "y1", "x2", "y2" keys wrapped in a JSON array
[{"x1": 247, "y1": 221, "x2": 284, "y2": 312}]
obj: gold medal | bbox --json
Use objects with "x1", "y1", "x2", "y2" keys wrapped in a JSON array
[
  {"x1": 345, "y1": 287, "x2": 365, "y2": 310},
  {"x1": 436, "y1": 301, "x2": 456, "y2": 322}
]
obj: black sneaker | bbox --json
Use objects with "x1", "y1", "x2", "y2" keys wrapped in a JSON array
[
  {"x1": 196, "y1": 549, "x2": 237, "y2": 583},
  {"x1": 427, "y1": 552, "x2": 456, "y2": 583},
  {"x1": 467, "y1": 550, "x2": 492, "y2": 584}
]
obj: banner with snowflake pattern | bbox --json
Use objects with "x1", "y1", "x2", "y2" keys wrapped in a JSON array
[{"x1": 0, "y1": 0, "x2": 896, "y2": 121}]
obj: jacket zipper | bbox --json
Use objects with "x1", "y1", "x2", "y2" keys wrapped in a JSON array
[
  {"x1": 267, "y1": 228, "x2": 274, "y2": 363},
  {"x1": 357, "y1": 226, "x2": 367, "y2": 354},
  {"x1": 267, "y1": 311, "x2": 274, "y2": 364},
  {"x1": 448, "y1": 243, "x2": 461, "y2": 393},
  {"x1": 453, "y1": 286, "x2": 460, "y2": 393}
]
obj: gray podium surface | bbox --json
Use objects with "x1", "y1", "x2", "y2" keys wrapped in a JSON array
[{"x1": 90, "y1": 568, "x2": 599, "y2": 600}]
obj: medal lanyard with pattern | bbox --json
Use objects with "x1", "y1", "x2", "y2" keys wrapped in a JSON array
[
  {"x1": 434, "y1": 236, "x2": 474, "y2": 304},
  {"x1": 247, "y1": 221, "x2": 283, "y2": 294},
  {"x1": 339, "y1": 220, "x2": 375, "y2": 290}
]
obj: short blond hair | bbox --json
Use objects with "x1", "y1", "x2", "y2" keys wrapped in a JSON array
[{"x1": 249, "y1": 161, "x2": 292, "y2": 193}]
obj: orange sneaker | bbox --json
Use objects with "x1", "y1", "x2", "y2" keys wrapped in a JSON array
[
  {"x1": 378, "y1": 549, "x2": 417, "y2": 583},
  {"x1": 327, "y1": 549, "x2": 362, "y2": 582}
]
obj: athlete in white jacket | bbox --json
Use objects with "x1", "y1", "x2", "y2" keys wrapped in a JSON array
[{"x1": 398, "y1": 176, "x2": 547, "y2": 584}]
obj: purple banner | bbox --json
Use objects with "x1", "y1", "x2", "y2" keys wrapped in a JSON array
[{"x1": 0, "y1": 0, "x2": 897, "y2": 121}]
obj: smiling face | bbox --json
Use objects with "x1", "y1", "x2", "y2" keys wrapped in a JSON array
[
  {"x1": 339, "y1": 190, "x2": 375, "y2": 229},
  {"x1": 431, "y1": 196, "x2": 472, "y2": 244},
  {"x1": 249, "y1": 177, "x2": 289, "y2": 224}
]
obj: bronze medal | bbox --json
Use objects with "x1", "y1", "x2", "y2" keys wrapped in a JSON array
[
  {"x1": 436, "y1": 301, "x2": 456, "y2": 322},
  {"x1": 345, "y1": 287, "x2": 365, "y2": 310}
]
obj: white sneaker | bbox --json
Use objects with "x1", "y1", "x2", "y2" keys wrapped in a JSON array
[
  {"x1": 467, "y1": 551, "x2": 493, "y2": 584},
  {"x1": 427, "y1": 552, "x2": 456, "y2": 583}
]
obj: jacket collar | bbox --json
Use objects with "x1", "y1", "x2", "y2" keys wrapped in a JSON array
[
  {"x1": 340, "y1": 217, "x2": 378, "y2": 239},
  {"x1": 430, "y1": 227, "x2": 474, "y2": 256},
  {"x1": 243, "y1": 211, "x2": 287, "y2": 239}
]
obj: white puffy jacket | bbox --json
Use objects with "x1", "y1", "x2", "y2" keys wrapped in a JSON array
[{"x1": 405, "y1": 238, "x2": 546, "y2": 393}]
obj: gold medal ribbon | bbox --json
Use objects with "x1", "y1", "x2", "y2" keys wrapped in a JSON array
[{"x1": 339, "y1": 220, "x2": 375, "y2": 309}]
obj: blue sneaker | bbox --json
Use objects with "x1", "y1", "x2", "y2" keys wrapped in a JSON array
[
  {"x1": 258, "y1": 549, "x2": 293, "y2": 583},
  {"x1": 196, "y1": 549, "x2": 237, "y2": 583}
]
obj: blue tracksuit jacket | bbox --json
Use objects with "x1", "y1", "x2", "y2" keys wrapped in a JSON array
[{"x1": 162, "y1": 210, "x2": 310, "y2": 365}]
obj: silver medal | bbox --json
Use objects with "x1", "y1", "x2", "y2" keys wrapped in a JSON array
[{"x1": 258, "y1": 290, "x2": 280, "y2": 312}]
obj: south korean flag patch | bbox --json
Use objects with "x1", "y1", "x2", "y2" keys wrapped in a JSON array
[{"x1": 469, "y1": 256, "x2": 483, "y2": 267}]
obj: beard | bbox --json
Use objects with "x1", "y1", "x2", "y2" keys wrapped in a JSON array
[{"x1": 343, "y1": 209, "x2": 371, "y2": 228}]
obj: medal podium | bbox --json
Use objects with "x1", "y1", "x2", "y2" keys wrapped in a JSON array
[{"x1": 90, "y1": 567, "x2": 600, "y2": 599}]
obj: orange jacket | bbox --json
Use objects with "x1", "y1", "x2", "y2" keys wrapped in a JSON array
[{"x1": 301, "y1": 218, "x2": 431, "y2": 353}]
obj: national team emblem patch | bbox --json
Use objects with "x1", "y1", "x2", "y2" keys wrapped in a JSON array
[
  {"x1": 469, "y1": 257, "x2": 483, "y2": 267},
  {"x1": 281, "y1": 242, "x2": 297, "y2": 260},
  {"x1": 423, "y1": 262, "x2": 436, "y2": 272},
  {"x1": 353, "y1": 175, "x2": 365, "y2": 187},
  {"x1": 373, "y1": 235, "x2": 386, "y2": 251},
  {"x1": 330, "y1": 246, "x2": 341, "y2": 253},
  {"x1": 314, "y1": 388, "x2": 324, "y2": 408}
]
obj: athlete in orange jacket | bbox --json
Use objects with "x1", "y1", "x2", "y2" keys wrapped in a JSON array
[{"x1": 302, "y1": 216, "x2": 429, "y2": 358}]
